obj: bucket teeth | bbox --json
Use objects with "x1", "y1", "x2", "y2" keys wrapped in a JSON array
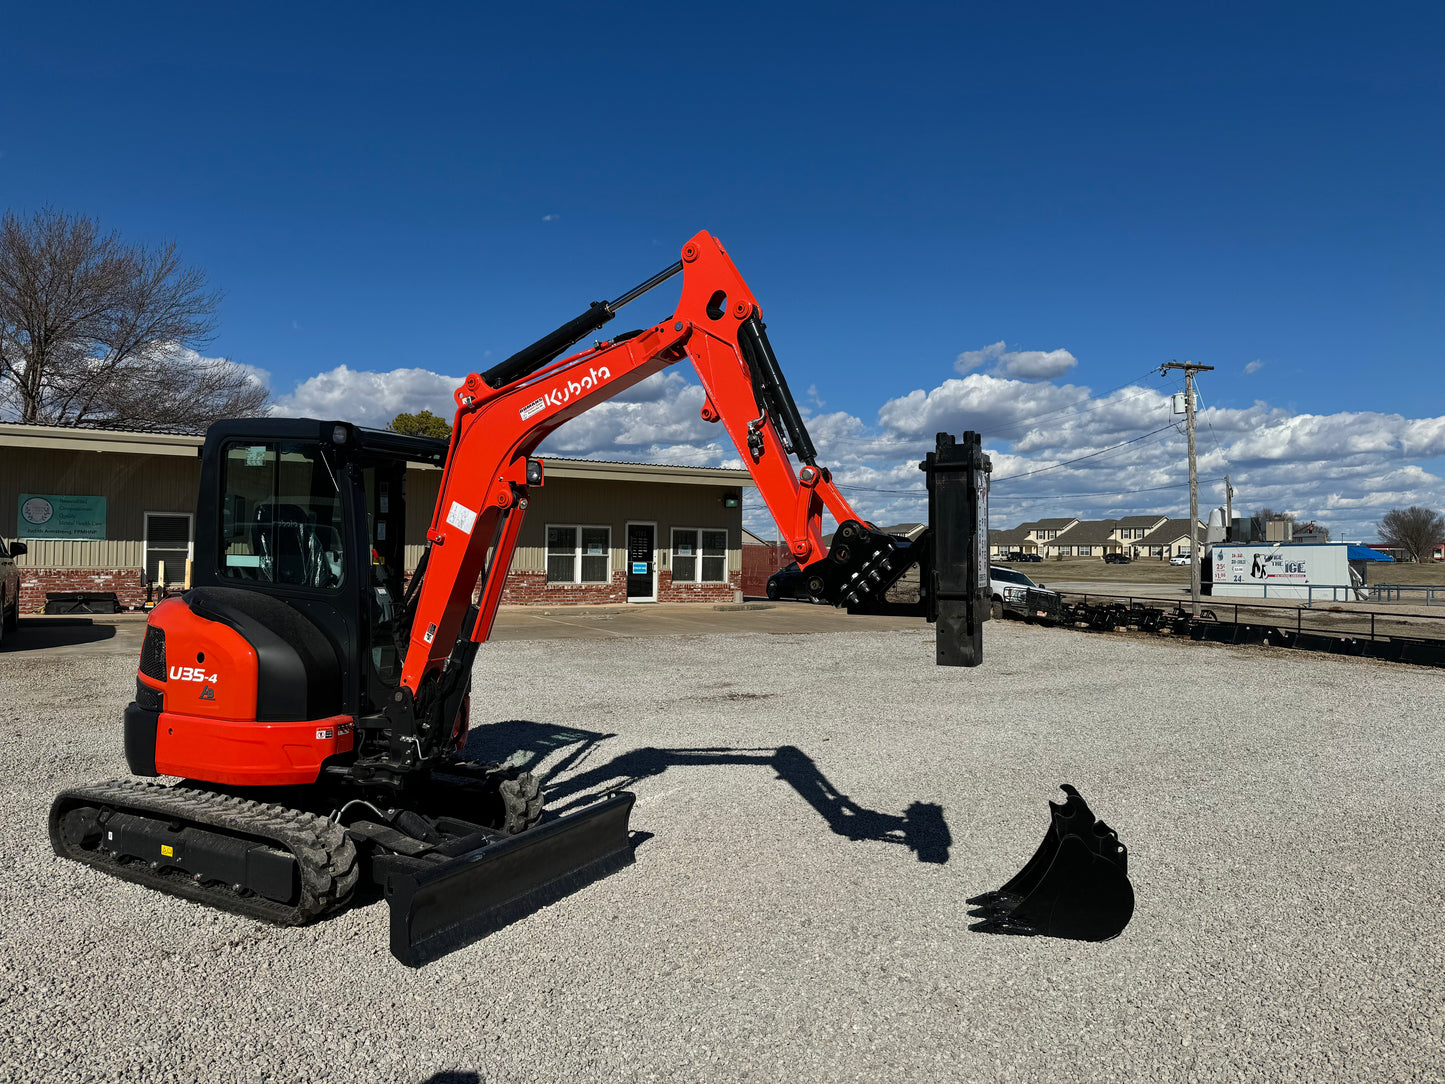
[{"x1": 968, "y1": 784, "x2": 1134, "y2": 942}]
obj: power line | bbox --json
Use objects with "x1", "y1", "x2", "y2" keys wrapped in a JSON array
[
  {"x1": 1191, "y1": 386, "x2": 1234, "y2": 475},
  {"x1": 991, "y1": 477, "x2": 1230, "y2": 502},
  {"x1": 813, "y1": 367, "x2": 1173, "y2": 451},
  {"x1": 985, "y1": 374, "x2": 1175, "y2": 441},
  {"x1": 838, "y1": 475, "x2": 1231, "y2": 501},
  {"x1": 837, "y1": 471, "x2": 1225, "y2": 501},
  {"x1": 991, "y1": 423, "x2": 1180, "y2": 483},
  {"x1": 835, "y1": 422, "x2": 1185, "y2": 496}
]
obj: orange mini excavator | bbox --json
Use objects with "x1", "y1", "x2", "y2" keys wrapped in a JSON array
[{"x1": 50, "y1": 232, "x2": 993, "y2": 964}]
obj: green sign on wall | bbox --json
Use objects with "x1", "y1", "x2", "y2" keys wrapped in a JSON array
[{"x1": 17, "y1": 494, "x2": 107, "y2": 540}]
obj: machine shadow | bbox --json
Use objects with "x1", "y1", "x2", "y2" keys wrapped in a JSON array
[
  {"x1": 1, "y1": 617, "x2": 117, "y2": 652},
  {"x1": 464, "y1": 721, "x2": 951, "y2": 865}
]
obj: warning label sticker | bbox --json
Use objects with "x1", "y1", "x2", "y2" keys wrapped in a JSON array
[{"x1": 446, "y1": 501, "x2": 478, "y2": 535}]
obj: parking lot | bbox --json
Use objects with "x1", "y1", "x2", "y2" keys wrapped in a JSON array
[{"x1": 2, "y1": 607, "x2": 1443, "y2": 1083}]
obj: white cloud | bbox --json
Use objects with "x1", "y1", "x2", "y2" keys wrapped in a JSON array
[
  {"x1": 269, "y1": 348, "x2": 1445, "y2": 543},
  {"x1": 271, "y1": 365, "x2": 461, "y2": 427},
  {"x1": 1244, "y1": 359, "x2": 1264, "y2": 375},
  {"x1": 955, "y1": 341, "x2": 1078, "y2": 380},
  {"x1": 541, "y1": 214, "x2": 560, "y2": 223},
  {"x1": 230, "y1": 358, "x2": 273, "y2": 393}
]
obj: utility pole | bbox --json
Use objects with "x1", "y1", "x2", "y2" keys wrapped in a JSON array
[
  {"x1": 1224, "y1": 474, "x2": 1234, "y2": 541},
  {"x1": 1162, "y1": 360, "x2": 1214, "y2": 615}
]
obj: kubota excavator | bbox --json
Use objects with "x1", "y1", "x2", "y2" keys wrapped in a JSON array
[{"x1": 49, "y1": 231, "x2": 995, "y2": 965}]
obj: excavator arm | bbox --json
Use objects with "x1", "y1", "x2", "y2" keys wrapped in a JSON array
[{"x1": 386, "y1": 232, "x2": 991, "y2": 767}]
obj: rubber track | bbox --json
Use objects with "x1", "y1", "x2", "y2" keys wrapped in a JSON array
[{"x1": 50, "y1": 779, "x2": 359, "y2": 926}]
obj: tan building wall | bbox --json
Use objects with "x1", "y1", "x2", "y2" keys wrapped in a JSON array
[
  {"x1": 1, "y1": 424, "x2": 748, "y2": 609},
  {"x1": 402, "y1": 467, "x2": 744, "y2": 604},
  {"x1": 0, "y1": 444, "x2": 201, "y2": 569}
]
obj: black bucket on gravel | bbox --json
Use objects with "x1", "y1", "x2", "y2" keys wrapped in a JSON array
[{"x1": 967, "y1": 784, "x2": 1134, "y2": 942}]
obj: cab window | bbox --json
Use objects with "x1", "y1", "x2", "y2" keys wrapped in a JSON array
[{"x1": 217, "y1": 441, "x2": 345, "y2": 589}]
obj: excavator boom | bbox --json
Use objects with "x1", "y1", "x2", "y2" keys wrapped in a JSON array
[{"x1": 396, "y1": 232, "x2": 991, "y2": 716}]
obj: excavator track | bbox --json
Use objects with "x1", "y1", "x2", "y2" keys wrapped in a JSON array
[{"x1": 49, "y1": 779, "x2": 359, "y2": 926}]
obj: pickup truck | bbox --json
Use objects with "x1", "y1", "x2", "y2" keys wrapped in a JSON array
[
  {"x1": 989, "y1": 564, "x2": 1061, "y2": 622},
  {"x1": 0, "y1": 536, "x2": 24, "y2": 646}
]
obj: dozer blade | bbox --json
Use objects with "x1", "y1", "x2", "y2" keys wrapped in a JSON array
[
  {"x1": 969, "y1": 785, "x2": 1134, "y2": 943},
  {"x1": 387, "y1": 791, "x2": 636, "y2": 967}
]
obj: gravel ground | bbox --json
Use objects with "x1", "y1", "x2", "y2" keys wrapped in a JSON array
[{"x1": 2, "y1": 618, "x2": 1443, "y2": 1083}]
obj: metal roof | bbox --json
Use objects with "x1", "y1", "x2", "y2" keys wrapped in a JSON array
[
  {"x1": 989, "y1": 527, "x2": 1032, "y2": 544},
  {"x1": 0, "y1": 422, "x2": 204, "y2": 458},
  {"x1": 1051, "y1": 519, "x2": 1120, "y2": 545},
  {"x1": 1138, "y1": 518, "x2": 1204, "y2": 545}
]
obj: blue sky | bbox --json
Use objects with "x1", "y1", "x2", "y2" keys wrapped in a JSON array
[{"x1": 5, "y1": 3, "x2": 1443, "y2": 539}]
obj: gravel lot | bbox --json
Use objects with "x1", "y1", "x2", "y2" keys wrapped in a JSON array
[{"x1": 2, "y1": 616, "x2": 1443, "y2": 1083}]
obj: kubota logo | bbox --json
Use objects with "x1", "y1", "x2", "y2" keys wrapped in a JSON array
[{"x1": 519, "y1": 365, "x2": 611, "y2": 420}]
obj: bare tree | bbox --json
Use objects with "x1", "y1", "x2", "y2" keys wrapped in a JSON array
[
  {"x1": 0, "y1": 207, "x2": 268, "y2": 432},
  {"x1": 1377, "y1": 506, "x2": 1444, "y2": 563}
]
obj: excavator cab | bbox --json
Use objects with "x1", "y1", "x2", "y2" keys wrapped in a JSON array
[{"x1": 191, "y1": 418, "x2": 443, "y2": 724}]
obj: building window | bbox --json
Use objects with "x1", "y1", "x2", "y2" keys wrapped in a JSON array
[
  {"x1": 672, "y1": 528, "x2": 727, "y2": 583},
  {"x1": 146, "y1": 512, "x2": 194, "y2": 587},
  {"x1": 1078, "y1": 545, "x2": 1093, "y2": 556},
  {"x1": 547, "y1": 525, "x2": 611, "y2": 584}
]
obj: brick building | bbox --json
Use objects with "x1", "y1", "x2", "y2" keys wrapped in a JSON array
[{"x1": 0, "y1": 423, "x2": 750, "y2": 612}]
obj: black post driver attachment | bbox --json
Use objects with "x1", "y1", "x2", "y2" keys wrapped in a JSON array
[{"x1": 801, "y1": 432, "x2": 991, "y2": 667}]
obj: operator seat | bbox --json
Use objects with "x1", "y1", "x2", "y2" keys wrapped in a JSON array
[{"x1": 253, "y1": 502, "x2": 320, "y2": 586}]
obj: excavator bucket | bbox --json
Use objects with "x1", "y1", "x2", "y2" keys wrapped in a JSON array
[
  {"x1": 968, "y1": 784, "x2": 1134, "y2": 942},
  {"x1": 384, "y1": 791, "x2": 636, "y2": 967}
]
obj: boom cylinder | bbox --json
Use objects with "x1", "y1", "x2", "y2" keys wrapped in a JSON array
[
  {"x1": 481, "y1": 261, "x2": 685, "y2": 390},
  {"x1": 482, "y1": 302, "x2": 616, "y2": 389}
]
